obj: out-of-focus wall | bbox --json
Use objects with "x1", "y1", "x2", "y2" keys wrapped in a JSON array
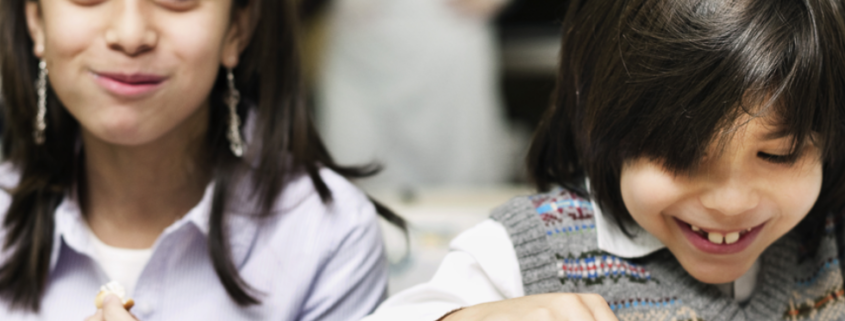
[
  {"x1": 304, "y1": 0, "x2": 569, "y2": 294},
  {"x1": 316, "y1": 0, "x2": 519, "y2": 191},
  {"x1": 375, "y1": 1, "x2": 568, "y2": 294}
]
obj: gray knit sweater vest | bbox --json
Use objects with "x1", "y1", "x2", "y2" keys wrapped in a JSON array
[{"x1": 490, "y1": 189, "x2": 845, "y2": 321}]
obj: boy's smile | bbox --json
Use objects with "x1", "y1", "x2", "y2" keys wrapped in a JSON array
[
  {"x1": 674, "y1": 217, "x2": 765, "y2": 255},
  {"x1": 619, "y1": 115, "x2": 822, "y2": 284}
]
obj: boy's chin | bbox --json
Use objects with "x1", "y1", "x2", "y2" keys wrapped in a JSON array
[
  {"x1": 672, "y1": 251, "x2": 760, "y2": 284},
  {"x1": 688, "y1": 269, "x2": 745, "y2": 284}
]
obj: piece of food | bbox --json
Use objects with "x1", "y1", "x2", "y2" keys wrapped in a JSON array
[{"x1": 94, "y1": 281, "x2": 134, "y2": 310}]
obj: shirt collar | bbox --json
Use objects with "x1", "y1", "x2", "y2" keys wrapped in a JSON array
[
  {"x1": 584, "y1": 178, "x2": 665, "y2": 258},
  {"x1": 584, "y1": 179, "x2": 666, "y2": 259},
  {"x1": 51, "y1": 181, "x2": 258, "y2": 273},
  {"x1": 592, "y1": 199, "x2": 666, "y2": 258}
]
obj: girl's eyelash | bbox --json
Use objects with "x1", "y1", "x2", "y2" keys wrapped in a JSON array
[{"x1": 758, "y1": 152, "x2": 793, "y2": 164}]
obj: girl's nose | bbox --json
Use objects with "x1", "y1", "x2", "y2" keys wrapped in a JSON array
[{"x1": 104, "y1": 0, "x2": 158, "y2": 57}]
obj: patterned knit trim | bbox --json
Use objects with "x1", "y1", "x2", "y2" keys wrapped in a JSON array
[
  {"x1": 610, "y1": 296, "x2": 681, "y2": 311},
  {"x1": 556, "y1": 251, "x2": 656, "y2": 286},
  {"x1": 530, "y1": 190, "x2": 594, "y2": 225},
  {"x1": 547, "y1": 223, "x2": 596, "y2": 237},
  {"x1": 783, "y1": 287, "x2": 845, "y2": 319},
  {"x1": 796, "y1": 258, "x2": 840, "y2": 287},
  {"x1": 528, "y1": 189, "x2": 598, "y2": 238}
]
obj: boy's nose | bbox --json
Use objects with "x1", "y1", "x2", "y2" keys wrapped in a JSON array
[{"x1": 698, "y1": 178, "x2": 760, "y2": 216}]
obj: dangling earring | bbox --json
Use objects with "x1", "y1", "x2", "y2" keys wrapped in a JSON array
[
  {"x1": 225, "y1": 68, "x2": 245, "y2": 157},
  {"x1": 34, "y1": 60, "x2": 48, "y2": 145}
]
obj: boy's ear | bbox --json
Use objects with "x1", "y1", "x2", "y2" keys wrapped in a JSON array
[
  {"x1": 25, "y1": 1, "x2": 46, "y2": 58},
  {"x1": 221, "y1": 4, "x2": 259, "y2": 69}
]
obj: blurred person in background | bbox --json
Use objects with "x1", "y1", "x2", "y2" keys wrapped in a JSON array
[
  {"x1": 0, "y1": 0, "x2": 403, "y2": 320},
  {"x1": 317, "y1": 0, "x2": 515, "y2": 191}
]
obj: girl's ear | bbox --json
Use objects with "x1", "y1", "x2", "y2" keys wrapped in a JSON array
[
  {"x1": 221, "y1": 5, "x2": 258, "y2": 69},
  {"x1": 25, "y1": 1, "x2": 46, "y2": 58}
]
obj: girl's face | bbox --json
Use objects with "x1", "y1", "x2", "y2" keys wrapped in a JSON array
[
  {"x1": 25, "y1": 0, "x2": 245, "y2": 147},
  {"x1": 620, "y1": 115, "x2": 822, "y2": 284}
]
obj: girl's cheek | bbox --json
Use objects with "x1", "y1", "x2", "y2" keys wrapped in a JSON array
[
  {"x1": 157, "y1": 9, "x2": 229, "y2": 59},
  {"x1": 43, "y1": 3, "x2": 103, "y2": 57}
]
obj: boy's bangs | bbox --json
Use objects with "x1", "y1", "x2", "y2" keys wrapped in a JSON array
[
  {"x1": 611, "y1": 0, "x2": 838, "y2": 175},
  {"x1": 529, "y1": 0, "x2": 845, "y2": 226}
]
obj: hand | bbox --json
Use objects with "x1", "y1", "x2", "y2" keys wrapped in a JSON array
[
  {"x1": 443, "y1": 293, "x2": 619, "y2": 321},
  {"x1": 85, "y1": 294, "x2": 138, "y2": 321},
  {"x1": 447, "y1": 0, "x2": 507, "y2": 19}
]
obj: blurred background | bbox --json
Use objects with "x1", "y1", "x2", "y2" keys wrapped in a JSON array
[{"x1": 300, "y1": 0, "x2": 567, "y2": 294}]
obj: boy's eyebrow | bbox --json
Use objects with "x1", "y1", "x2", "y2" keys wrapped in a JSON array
[{"x1": 760, "y1": 129, "x2": 791, "y2": 141}]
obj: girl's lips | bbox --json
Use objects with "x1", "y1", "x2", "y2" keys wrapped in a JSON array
[
  {"x1": 674, "y1": 218, "x2": 766, "y2": 255},
  {"x1": 92, "y1": 72, "x2": 166, "y2": 98}
]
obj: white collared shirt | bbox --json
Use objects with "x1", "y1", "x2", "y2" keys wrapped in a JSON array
[{"x1": 362, "y1": 199, "x2": 759, "y2": 321}]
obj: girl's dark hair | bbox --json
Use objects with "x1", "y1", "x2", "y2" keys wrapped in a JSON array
[
  {"x1": 529, "y1": 0, "x2": 845, "y2": 235},
  {"x1": 0, "y1": 0, "x2": 405, "y2": 312}
]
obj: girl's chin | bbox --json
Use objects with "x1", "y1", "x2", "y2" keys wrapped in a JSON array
[
  {"x1": 84, "y1": 126, "x2": 158, "y2": 147},
  {"x1": 83, "y1": 115, "x2": 175, "y2": 147}
]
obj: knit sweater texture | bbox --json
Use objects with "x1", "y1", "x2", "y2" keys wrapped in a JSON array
[{"x1": 489, "y1": 188, "x2": 845, "y2": 321}]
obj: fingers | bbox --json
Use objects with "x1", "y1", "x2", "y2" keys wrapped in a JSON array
[
  {"x1": 537, "y1": 293, "x2": 617, "y2": 321},
  {"x1": 101, "y1": 294, "x2": 137, "y2": 321},
  {"x1": 443, "y1": 293, "x2": 618, "y2": 321},
  {"x1": 551, "y1": 294, "x2": 598, "y2": 321},
  {"x1": 577, "y1": 294, "x2": 619, "y2": 321},
  {"x1": 84, "y1": 309, "x2": 103, "y2": 321}
]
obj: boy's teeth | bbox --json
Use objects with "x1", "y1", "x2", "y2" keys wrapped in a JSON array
[
  {"x1": 708, "y1": 232, "x2": 724, "y2": 244},
  {"x1": 725, "y1": 232, "x2": 740, "y2": 244},
  {"x1": 691, "y1": 225, "x2": 700, "y2": 232}
]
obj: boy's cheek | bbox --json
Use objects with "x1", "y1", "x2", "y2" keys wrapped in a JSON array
[
  {"x1": 776, "y1": 162, "x2": 822, "y2": 221},
  {"x1": 620, "y1": 159, "x2": 687, "y2": 218}
]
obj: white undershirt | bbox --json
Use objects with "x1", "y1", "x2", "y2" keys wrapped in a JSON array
[{"x1": 87, "y1": 229, "x2": 153, "y2": 296}]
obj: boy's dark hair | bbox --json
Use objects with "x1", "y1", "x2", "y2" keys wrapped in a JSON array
[
  {"x1": 0, "y1": 0, "x2": 404, "y2": 312},
  {"x1": 528, "y1": 0, "x2": 845, "y2": 235}
]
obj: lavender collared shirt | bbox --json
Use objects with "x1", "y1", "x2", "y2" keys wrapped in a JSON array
[{"x1": 0, "y1": 163, "x2": 388, "y2": 320}]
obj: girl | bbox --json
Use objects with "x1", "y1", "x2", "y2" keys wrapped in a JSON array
[
  {"x1": 0, "y1": 0, "x2": 403, "y2": 320},
  {"x1": 362, "y1": 0, "x2": 845, "y2": 320}
]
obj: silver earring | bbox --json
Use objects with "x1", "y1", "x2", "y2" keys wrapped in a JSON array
[
  {"x1": 225, "y1": 68, "x2": 244, "y2": 157},
  {"x1": 34, "y1": 60, "x2": 48, "y2": 145}
]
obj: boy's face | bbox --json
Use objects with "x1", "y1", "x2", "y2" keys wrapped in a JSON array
[{"x1": 619, "y1": 115, "x2": 822, "y2": 284}]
